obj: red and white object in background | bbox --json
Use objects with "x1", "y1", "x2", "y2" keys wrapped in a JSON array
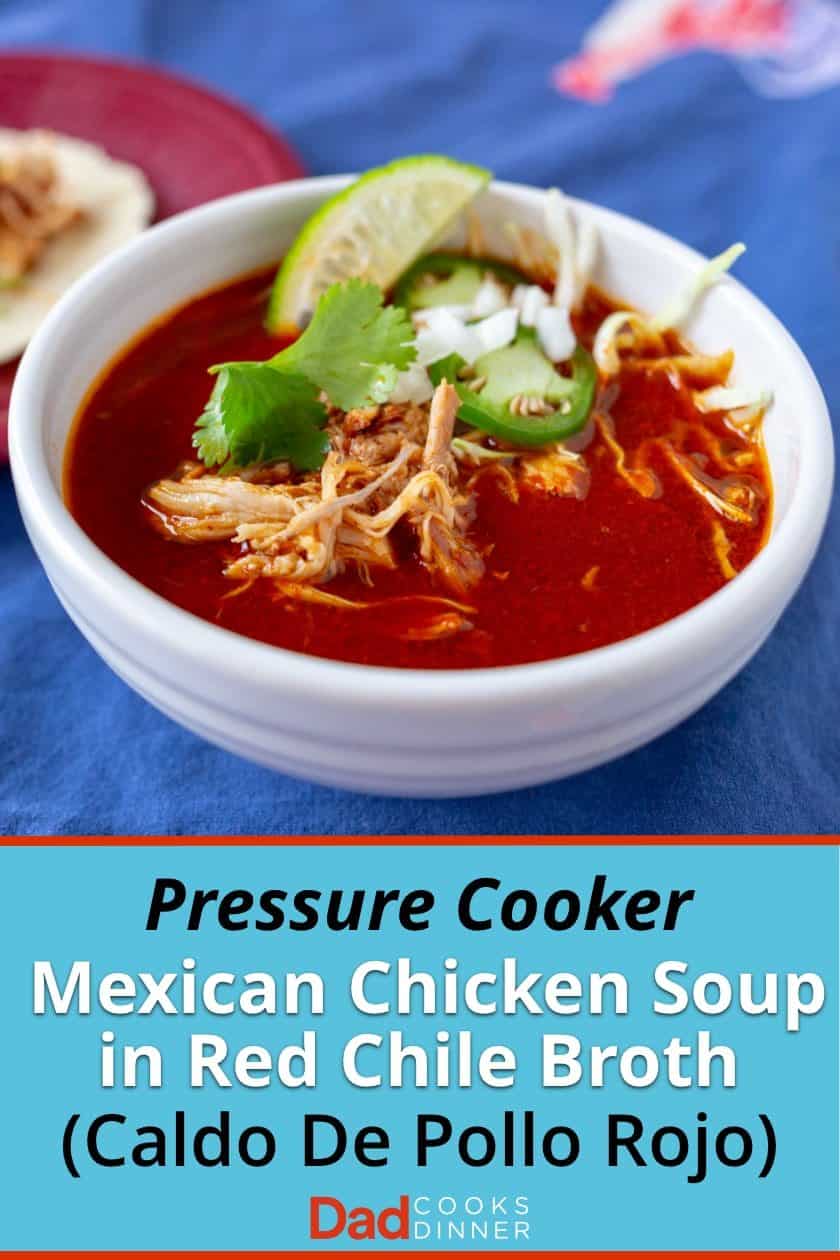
[
  {"x1": 555, "y1": 0, "x2": 840, "y2": 103},
  {"x1": 0, "y1": 52, "x2": 304, "y2": 462}
]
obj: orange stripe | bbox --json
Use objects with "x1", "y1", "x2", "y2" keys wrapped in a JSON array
[
  {"x1": 1, "y1": 834, "x2": 837, "y2": 845},
  {"x1": 5, "y1": 1251, "x2": 836, "y2": 1258}
]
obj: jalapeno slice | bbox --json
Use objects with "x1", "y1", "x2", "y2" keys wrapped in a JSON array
[
  {"x1": 394, "y1": 252, "x2": 527, "y2": 311},
  {"x1": 428, "y1": 331, "x2": 597, "y2": 446}
]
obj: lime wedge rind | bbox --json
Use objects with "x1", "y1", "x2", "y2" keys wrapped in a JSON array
[{"x1": 267, "y1": 155, "x2": 491, "y2": 332}]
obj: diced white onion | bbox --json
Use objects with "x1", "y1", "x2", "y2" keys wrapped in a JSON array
[
  {"x1": 412, "y1": 304, "x2": 473, "y2": 326},
  {"x1": 414, "y1": 305, "x2": 518, "y2": 368},
  {"x1": 415, "y1": 308, "x2": 479, "y2": 366},
  {"x1": 475, "y1": 307, "x2": 518, "y2": 355},
  {"x1": 513, "y1": 283, "x2": 550, "y2": 327},
  {"x1": 536, "y1": 305, "x2": 576, "y2": 362},
  {"x1": 389, "y1": 362, "x2": 435, "y2": 404},
  {"x1": 471, "y1": 276, "x2": 509, "y2": 319}
]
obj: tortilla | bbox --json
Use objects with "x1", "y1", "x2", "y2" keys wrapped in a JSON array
[{"x1": 0, "y1": 129, "x2": 154, "y2": 363}]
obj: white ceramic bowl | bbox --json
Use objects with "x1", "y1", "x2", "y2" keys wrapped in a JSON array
[{"x1": 10, "y1": 177, "x2": 834, "y2": 797}]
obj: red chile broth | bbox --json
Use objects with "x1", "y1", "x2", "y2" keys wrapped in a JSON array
[{"x1": 65, "y1": 267, "x2": 771, "y2": 670}]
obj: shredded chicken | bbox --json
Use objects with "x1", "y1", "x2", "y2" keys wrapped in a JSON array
[
  {"x1": 711, "y1": 520, "x2": 737, "y2": 581},
  {"x1": 0, "y1": 139, "x2": 82, "y2": 281},
  {"x1": 595, "y1": 411, "x2": 661, "y2": 499},
  {"x1": 342, "y1": 405, "x2": 381, "y2": 435},
  {"x1": 419, "y1": 508, "x2": 485, "y2": 594},
  {"x1": 399, "y1": 611, "x2": 474, "y2": 641},
  {"x1": 423, "y1": 380, "x2": 459, "y2": 472},
  {"x1": 146, "y1": 475, "x2": 297, "y2": 541},
  {"x1": 662, "y1": 444, "x2": 762, "y2": 526},
  {"x1": 518, "y1": 445, "x2": 591, "y2": 498},
  {"x1": 413, "y1": 382, "x2": 485, "y2": 593},
  {"x1": 146, "y1": 386, "x2": 485, "y2": 596},
  {"x1": 334, "y1": 401, "x2": 427, "y2": 471},
  {"x1": 622, "y1": 349, "x2": 734, "y2": 387}
]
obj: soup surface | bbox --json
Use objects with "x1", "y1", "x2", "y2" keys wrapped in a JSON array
[{"x1": 65, "y1": 267, "x2": 771, "y2": 669}]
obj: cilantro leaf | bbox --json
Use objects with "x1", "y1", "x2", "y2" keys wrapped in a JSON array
[
  {"x1": 193, "y1": 377, "x2": 231, "y2": 467},
  {"x1": 191, "y1": 280, "x2": 417, "y2": 473},
  {"x1": 193, "y1": 362, "x2": 329, "y2": 472},
  {"x1": 276, "y1": 278, "x2": 416, "y2": 411}
]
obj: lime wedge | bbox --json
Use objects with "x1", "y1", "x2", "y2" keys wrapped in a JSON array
[{"x1": 267, "y1": 155, "x2": 491, "y2": 332}]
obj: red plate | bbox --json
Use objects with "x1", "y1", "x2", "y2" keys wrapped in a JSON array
[{"x1": 0, "y1": 51, "x2": 306, "y2": 459}]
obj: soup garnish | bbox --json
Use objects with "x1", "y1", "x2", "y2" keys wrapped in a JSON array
[{"x1": 65, "y1": 156, "x2": 773, "y2": 669}]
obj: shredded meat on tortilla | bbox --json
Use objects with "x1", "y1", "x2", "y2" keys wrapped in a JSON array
[{"x1": 0, "y1": 139, "x2": 82, "y2": 282}]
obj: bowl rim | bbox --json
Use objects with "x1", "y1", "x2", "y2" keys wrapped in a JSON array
[{"x1": 9, "y1": 175, "x2": 835, "y2": 714}]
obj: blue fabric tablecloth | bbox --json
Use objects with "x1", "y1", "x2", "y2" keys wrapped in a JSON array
[{"x1": 1, "y1": 0, "x2": 838, "y2": 834}]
